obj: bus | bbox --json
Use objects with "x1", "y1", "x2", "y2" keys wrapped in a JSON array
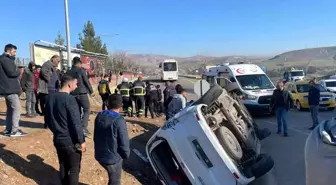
[{"x1": 159, "y1": 59, "x2": 178, "y2": 81}]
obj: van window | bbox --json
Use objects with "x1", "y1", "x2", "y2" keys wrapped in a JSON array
[
  {"x1": 206, "y1": 76, "x2": 215, "y2": 85},
  {"x1": 235, "y1": 74, "x2": 274, "y2": 90},
  {"x1": 326, "y1": 81, "x2": 336, "y2": 87},
  {"x1": 149, "y1": 141, "x2": 192, "y2": 185}
]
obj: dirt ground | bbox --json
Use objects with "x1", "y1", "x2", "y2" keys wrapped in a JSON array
[{"x1": 0, "y1": 95, "x2": 164, "y2": 185}]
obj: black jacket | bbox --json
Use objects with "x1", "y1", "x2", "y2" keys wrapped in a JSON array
[
  {"x1": 0, "y1": 53, "x2": 21, "y2": 95},
  {"x1": 67, "y1": 66, "x2": 93, "y2": 95},
  {"x1": 163, "y1": 85, "x2": 177, "y2": 107},
  {"x1": 94, "y1": 110, "x2": 130, "y2": 165},
  {"x1": 145, "y1": 84, "x2": 158, "y2": 102},
  {"x1": 308, "y1": 86, "x2": 320, "y2": 106},
  {"x1": 44, "y1": 92, "x2": 85, "y2": 148},
  {"x1": 20, "y1": 68, "x2": 35, "y2": 92},
  {"x1": 270, "y1": 89, "x2": 293, "y2": 110}
]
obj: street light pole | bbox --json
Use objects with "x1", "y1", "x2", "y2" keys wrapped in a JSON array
[{"x1": 64, "y1": 0, "x2": 72, "y2": 68}]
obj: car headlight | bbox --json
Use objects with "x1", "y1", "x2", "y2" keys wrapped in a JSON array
[{"x1": 243, "y1": 93, "x2": 257, "y2": 100}]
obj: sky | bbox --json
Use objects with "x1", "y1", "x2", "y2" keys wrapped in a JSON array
[{"x1": 2, "y1": 0, "x2": 336, "y2": 58}]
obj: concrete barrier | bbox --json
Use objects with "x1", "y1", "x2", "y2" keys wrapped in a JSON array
[{"x1": 179, "y1": 74, "x2": 202, "y2": 79}]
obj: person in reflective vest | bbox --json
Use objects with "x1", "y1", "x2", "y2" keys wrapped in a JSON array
[
  {"x1": 145, "y1": 81, "x2": 159, "y2": 119},
  {"x1": 116, "y1": 77, "x2": 132, "y2": 117},
  {"x1": 132, "y1": 76, "x2": 146, "y2": 117}
]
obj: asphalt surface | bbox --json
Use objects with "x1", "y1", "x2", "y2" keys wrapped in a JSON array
[{"x1": 146, "y1": 76, "x2": 336, "y2": 185}]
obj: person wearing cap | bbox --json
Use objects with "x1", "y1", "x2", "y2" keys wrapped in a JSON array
[
  {"x1": 98, "y1": 74, "x2": 112, "y2": 110},
  {"x1": 132, "y1": 76, "x2": 146, "y2": 117},
  {"x1": 166, "y1": 84, "x2": 188, "y2": 120},
  {"x1": 94, "y1": 94, "x2": 130, "y2": 185},
  {"x1": 116, "y1": 77, "x2": 133, "y2": 117},
  {"x1": 308, "y1": 79, "x2": 320, "y2": 130}
]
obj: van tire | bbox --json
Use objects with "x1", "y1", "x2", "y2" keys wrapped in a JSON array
[
  {"x1": 215, "y1": 126, "x2": 243, "y2": 161},
  {"x1": 193, "y1": 84, "x2": 223, "y2": 106},
  {"x1": 251, "y1": 154, "x2": 274, "y2": 178}
]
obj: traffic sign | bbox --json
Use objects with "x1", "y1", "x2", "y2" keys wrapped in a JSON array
[{"x1": 194, "y1": 79, "x2": 210, "y2": 97}]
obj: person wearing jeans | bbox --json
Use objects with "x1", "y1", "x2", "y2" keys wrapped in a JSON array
[
  {"x1": 308, "y1": 80, "x2": 320, "y2": 130},
  {"x1": 21, "y1": 62, "x2": 37, "y2": 117},
  {"x1": 94, "y1": 94, "x2": 130, "y2": 185},
  {"x1": 67, "y1": 57, "x2": 93, "y2": 137},
  {"x1": 0, "y1": 44, "x2": 27, "y2": 137},
  {"x1": 270, "y1": 80, "x2": 293, "y2": 137},
  {"x1": 38, "y1": 55, "x2": 60, "y2": 119}
]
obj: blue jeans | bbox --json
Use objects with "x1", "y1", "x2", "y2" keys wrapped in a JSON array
[
  {"x1": 275, "y1": 107, "x2": 288, "y2": 134},
  {"x1": 309, "y1": 105, "x2": 319, "y2": 127}
]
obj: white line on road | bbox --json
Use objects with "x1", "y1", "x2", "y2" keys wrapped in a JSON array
[{"x1": 261, "y1": 121, "x2": 310, "y2": 136}]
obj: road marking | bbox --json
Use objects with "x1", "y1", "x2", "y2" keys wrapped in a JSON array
[
  {"x1": 180, "y1": 77, "x2": 197, "y2": 85},
  {"x1": 261, "y1": 120, "x2": 310, "y2": 136}
]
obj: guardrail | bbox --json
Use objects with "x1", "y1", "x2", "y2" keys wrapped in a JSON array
[{"x1": 179, "y1": 74, "x2": 202, "y2": 79}]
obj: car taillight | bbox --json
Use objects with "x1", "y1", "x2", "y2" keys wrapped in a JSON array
[
  {"x1": 233, "y1": 172, "x2": 239, "y2": 179},
  {"x1": 195, "y1": 114, "x2": 200, "y2": 121}
]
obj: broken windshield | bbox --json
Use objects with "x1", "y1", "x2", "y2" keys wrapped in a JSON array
[{"x1": 236, "y1": 74, "x2": 274, "y2": 90}]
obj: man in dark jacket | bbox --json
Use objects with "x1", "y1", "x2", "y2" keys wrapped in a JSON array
[
  {"x1": 67, "y1": 57, "x2": 93, "y2": 137},
  {"x1": 145, "y1": 81, "x2": 158, "y2": 119},
  {"x1": 94, "y1": 94, "x2": 130, "y2": 185},
  {"x1": 0, "y1": 44, "x2": 26, "y2": 137},
  {"x1": 44, "y1": 74, "x2": 86, "y2": 185},
  {"x1": 38, "y1": 55, "x2": 60, "y2": 117},
  {"x1": 163, "y1": 81, "x2": 177, "y2": 118},
  {"x1": 21, "y1": 62, "x2": 37, "y2": 118},
  {"x1": 308, "y1": 80, "x2": 320, "y2": 130},
  {"x1": 155, "y1": 84, "x2": 164, "y2": 116},
  {"x1": 270, "y1": 80, "x2": 293, "y2": 137}
]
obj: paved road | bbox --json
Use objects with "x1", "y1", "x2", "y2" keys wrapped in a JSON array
[{"x1": 147, "y1": 76, "x2": 336, "y2": 185}]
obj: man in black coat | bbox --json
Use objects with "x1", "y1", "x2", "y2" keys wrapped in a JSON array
[
  {"x1": 0, "y1": 44, "x2": 26, "y2": 137},
  {"x1": 66, "y1": 57, "x2": 93, "y2": 137}
]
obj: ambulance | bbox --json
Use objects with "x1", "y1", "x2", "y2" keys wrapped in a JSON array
[{"x1": 203, "y1": 63, "x2": 275, "y2": 114}]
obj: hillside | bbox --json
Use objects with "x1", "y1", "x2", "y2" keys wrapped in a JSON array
[{"x1": 128, "y1": 46, "x2": 336, "y2": 75}]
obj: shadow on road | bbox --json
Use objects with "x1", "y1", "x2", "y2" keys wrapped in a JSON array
[
  {"x1": 0, "y1": 143, "x2": 88, "y2": 185},
  {"x1": 122, "y1": 119, "x2": 161, "y2": 185}
]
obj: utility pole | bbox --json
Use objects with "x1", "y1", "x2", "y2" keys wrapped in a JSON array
[{"x1": 64, "y1": 0, "x2": 72, "y2": 68}]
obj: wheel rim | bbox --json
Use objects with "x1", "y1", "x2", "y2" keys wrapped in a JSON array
[
  {"x1": 296, "y1": 101, "x2": 300, "y2": 110},
  {"x1": 224, "y1": 132, "x2": 240, "y2": 153}
]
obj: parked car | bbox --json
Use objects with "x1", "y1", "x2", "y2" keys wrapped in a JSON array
[
  {"x1": 285, "y1": 81, "x2": 336, "y2": 111},
  {"x1": 146, "y1": 85, "x2": 274, "y2": 185}
]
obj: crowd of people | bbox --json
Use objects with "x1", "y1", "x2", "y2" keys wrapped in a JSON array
[{"x1": 0, "y1": 43, "x2": 189, "y2": 185}]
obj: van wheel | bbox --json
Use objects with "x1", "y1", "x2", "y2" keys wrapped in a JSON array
[
  {"x1": 251, "y1": 154, "x2": 274, "y2": 178},
  {"x1": 215, "y1": 126, "x2": 243, "y2": 161},
  {"x1": 220, "y1": 101, "x2": 249, "y2": 146},
  {"x1": 193, "y1": 84, "x2": 223, "y2": 106}
]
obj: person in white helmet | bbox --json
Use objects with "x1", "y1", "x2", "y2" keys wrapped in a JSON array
[{"x1": 116, "y1": 77, "x2": 133, "y2": 117}]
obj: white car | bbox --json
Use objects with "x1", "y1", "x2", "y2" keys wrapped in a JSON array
[{"x1": 146, "y1": 85, "x2": 274, "y2": 185}]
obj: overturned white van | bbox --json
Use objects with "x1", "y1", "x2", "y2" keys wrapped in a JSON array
[{"x1": 146, "y1": 85, "x2": 274, "y2": 185}]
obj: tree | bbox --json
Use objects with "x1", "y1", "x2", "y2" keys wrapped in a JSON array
[
  {"x1": 76, "y1": 21, "x2": 108, "y2": 54},
  {"x1": 55, "y1": 31, "x2": 65, "y2": 46}
]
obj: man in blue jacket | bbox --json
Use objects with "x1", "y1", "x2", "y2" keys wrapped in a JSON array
[
  {"x1": 308, "y1": 80, "x2": 320, "y2": 130},
  {"x1": 94, "y1": 94, "x2": 130, "y2": 185}
]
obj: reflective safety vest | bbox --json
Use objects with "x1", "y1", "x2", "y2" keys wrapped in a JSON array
[
  {"x1": 120, "y1": 88, "x2": 130, "y2": 97},
  {"x1": 133, "y1": 86, "x2": 145, "y2": 96}
]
